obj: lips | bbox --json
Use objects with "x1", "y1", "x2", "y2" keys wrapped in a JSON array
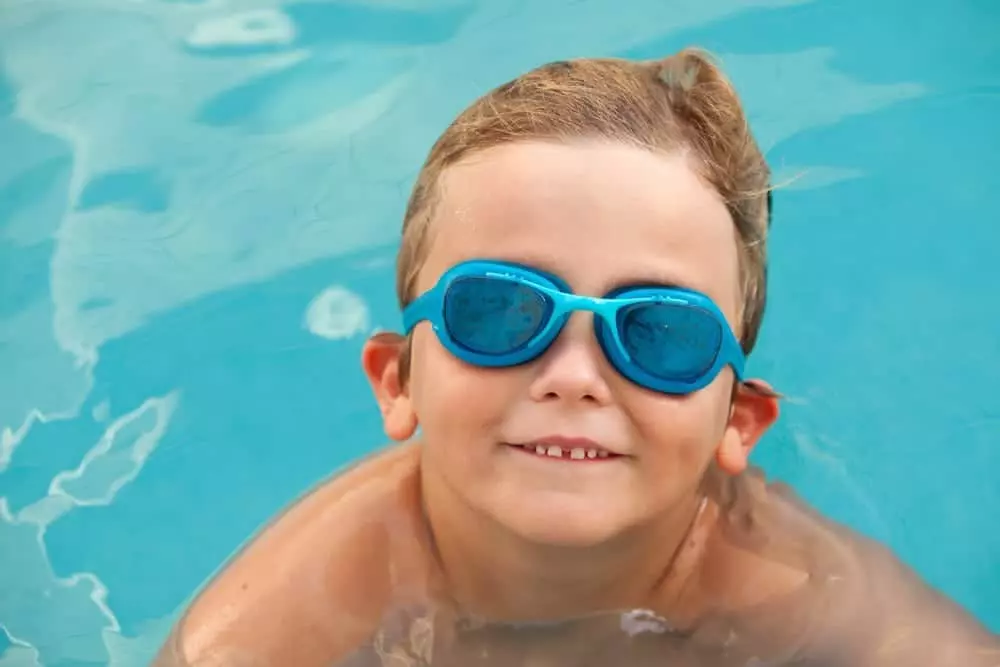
[{"x1": 505, "y1": 437, "x2": 622, "y2": 461}]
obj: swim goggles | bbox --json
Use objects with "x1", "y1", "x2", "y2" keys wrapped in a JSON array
[{"x1": 402, "y1": 260, "x2": 745, "y2": 395}]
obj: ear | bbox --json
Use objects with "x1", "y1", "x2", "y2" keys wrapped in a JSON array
[
  {"x1": 361, "y1": 332, "x2": 418, "y2": 442},
  {"x1": 716, "y1": 379, "x2": 780, "y2": 475}
]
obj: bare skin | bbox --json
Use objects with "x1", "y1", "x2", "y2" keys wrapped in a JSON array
[
  {"x1": 155, "y1": 141, "x2": 999, "y2": 666},
  {"x1": 153, "y1": 443, "x2": 998, "y2": 667}
]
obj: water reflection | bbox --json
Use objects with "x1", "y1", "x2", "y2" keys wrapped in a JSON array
[{"x1": 1, "y1": 0, "x2": 998, "y2": 663}]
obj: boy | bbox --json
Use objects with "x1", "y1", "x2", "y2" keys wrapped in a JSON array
[{"x1": 155, "y1": 49, "x2": 999, "y2": 666}]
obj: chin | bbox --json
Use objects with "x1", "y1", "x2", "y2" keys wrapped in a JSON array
[{"x1": 490, "y1": 497, "x2": 635, "y2": 548}]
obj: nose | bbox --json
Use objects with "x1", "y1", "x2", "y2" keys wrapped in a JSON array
[{"x1": 527, "y1": 313, "x2": 614, "y2": 406}]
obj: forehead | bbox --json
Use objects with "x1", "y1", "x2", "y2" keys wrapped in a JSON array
[{"x1": 419, "y1": 140, "x2": 741, "y2": 318}]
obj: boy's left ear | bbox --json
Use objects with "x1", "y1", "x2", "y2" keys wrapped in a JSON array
[{"x1": 716, "y1": 379, "x2": 780, "y2": 475}]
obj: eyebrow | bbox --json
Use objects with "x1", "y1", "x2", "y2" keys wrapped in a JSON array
[
  {"x1": 492, "y1": 255, "x2": 702, "y2": 296},
  {"x1": 601, "y1": 274, "x2": 699, "y2": 295}
]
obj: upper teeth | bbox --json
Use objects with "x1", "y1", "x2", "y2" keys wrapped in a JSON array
[{"x1": 531, "y1": 445, "x2": 608, "y2": 459}]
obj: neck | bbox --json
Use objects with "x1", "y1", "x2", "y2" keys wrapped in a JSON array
[{"x1": 420, "y1": 457, "x2": 709, "y2": 624}]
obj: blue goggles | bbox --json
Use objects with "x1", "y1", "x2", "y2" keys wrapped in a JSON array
[{"x1": 402, "y1": 260, "x2": 746, "y2": 395}]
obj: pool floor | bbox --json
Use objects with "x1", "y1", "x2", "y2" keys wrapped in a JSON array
[{"x1": 1, "y1": 0, "x2": 998, "y2": 664}]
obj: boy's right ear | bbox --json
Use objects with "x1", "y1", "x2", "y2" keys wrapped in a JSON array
[{"x1": 361, "y1": 332, "x2": 418, "y2": 441}]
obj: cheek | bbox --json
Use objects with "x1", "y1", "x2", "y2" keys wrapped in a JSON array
[
  {"x1": 408, "y1": 327, "x2": 514, "y2": 439},
  {"x1": 628, "y1": 386, "x2": 730, "y2": 471}
]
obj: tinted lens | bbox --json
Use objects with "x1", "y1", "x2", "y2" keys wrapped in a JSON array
[
  {"x1": 443, "y1": 276, "x2": 551, "y2": 355},
  {"x1": 619, "y1": 303, "x2": 722, "y2": 381}
]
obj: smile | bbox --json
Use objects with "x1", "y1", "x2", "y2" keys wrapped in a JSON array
[{"x1": 505, "y1": 442, "x2": 621, "y2": 461}]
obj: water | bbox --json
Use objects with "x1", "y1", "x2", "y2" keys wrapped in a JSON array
[{"x1": 0, "y1": 0, "x2": 997, "y2": 664}]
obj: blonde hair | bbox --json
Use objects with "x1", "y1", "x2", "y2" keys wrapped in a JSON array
[{"x1": 397, "y1": 48, "x2": 772, "y2": 356}]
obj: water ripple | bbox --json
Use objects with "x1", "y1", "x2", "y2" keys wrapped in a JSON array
[{"x1": 0, "y1": 392, "x2": 179, "y2": 666}]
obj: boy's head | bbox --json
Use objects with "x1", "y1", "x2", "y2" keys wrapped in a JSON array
[
  {"x1": 364, "y1": 49, "x2": 779, "y2": 547},
  {"x1": 400, "y1": 49, "x2": 772, "y2": 362}
]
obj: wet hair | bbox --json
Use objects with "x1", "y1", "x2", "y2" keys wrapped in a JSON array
[{"x1": 396, "y1": 48, "x2": 772, "y2": 364}]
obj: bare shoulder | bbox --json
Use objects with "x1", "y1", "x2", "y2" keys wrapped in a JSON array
[
  {"x1": 697, "y1": 467, "x2": 1000, "y2": 665},
  {"x1": 154, "y1": 442, "x2": 432, "y2": 667}
]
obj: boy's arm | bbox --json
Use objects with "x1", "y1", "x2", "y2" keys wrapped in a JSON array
[
  {"x1": 718, "y1": 475, "x2": 999, "y2": 667},
  {"x1": 150, "y1": 626, "x2": 189, "y2": 667},
  {"x1": 815, "y1": 539, "x2": 1000, "y2": 667},
  {"x1": 149, "y1": 444, "x2": 425, "y2": 667},
  {"x1": 148, "y1": 516, "x2": 393, "y2": 667}
]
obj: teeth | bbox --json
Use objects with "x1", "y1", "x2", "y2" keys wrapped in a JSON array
[{"x1": 519, "y1": 444, "x2": 613, "y2": 460}]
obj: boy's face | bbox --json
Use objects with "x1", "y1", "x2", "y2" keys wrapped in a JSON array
[{"x1": 365, "y1": 139, "x2": 777, "y2": 546}]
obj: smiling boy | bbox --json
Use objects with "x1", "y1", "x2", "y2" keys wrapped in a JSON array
[{"x1": 154, "y1": 49, "x2": 1000, "y2": 667}]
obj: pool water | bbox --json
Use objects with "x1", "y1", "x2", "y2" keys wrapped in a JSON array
[{"x1": 1, "y1": 0, "x2": 998, "y2": 664}]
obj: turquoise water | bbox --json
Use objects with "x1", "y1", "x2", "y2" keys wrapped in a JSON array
[{"x1": 1, "y1": 0, "x2": 998, "y2": 664}]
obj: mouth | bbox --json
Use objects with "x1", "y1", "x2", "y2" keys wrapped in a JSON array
[{"x1": 504, "y1": 439, "x2": 623, "y2": 462}]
